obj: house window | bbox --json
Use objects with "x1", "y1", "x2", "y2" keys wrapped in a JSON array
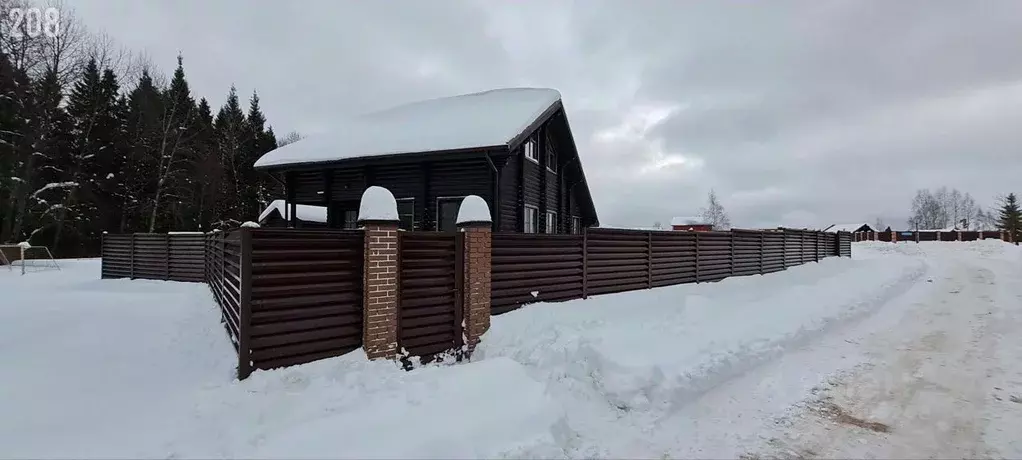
[
  {"x1": 397, "y1": 198, "x2": 415, "y2": 230},
  {"x1": 436, "y1": 197, "x2": 464, "y2": 233},
  {"x1": 546, "y1": 147, "x2": 556, "y2": 173},
  {"x1": 524, "y1": 140, "x2": 538, "y2": 164},
  {"x1": 571, "y1": 216, "x2": 581, "y2": 235},
  {"x1": 545, "y1": 211, "x2": 557, "y2": 234},
  {"x1": 343, "y1": 210, "x2": 358, "y2": 229},
  {"x1": 524, "y1": 205, "x2": 538, "y2": 233}
]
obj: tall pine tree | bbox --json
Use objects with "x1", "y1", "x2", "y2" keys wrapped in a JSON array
[
  {"x1": 213, "y1": 86, "x2": 247, "y2": 228},
  {"x1": 997, "y1": 193, "x2": 1021, "y2": 243}
]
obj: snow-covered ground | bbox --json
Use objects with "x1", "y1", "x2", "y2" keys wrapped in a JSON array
[{"x1": 2, "y1": 241, "x2": 1020, "y2": 459}]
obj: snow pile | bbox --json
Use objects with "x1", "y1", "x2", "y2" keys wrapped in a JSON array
[
  {"x1": 16, "y1": 241, "x2": 30, "y2": 249},
  {"x1": 257, "y1": 200, "x2": 327, "y2": 224},
  {"x1": 456, "y1": 195, "x2": 491, "y2": 225},
  {"x1": 0, "y1": 260, "x2": 564, "y2": 459},
  {"x1": 358, "y1": 186, "x2": 398, "y2": 222},
  {"x1": 253, "y1": 88, "x2": 561, "y2": 168}
]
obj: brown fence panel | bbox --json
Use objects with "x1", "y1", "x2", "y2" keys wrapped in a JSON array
[
  {"x1": 168, "y1": 233, "x2": 206, "y2": 282},
  {"x1": 816, "y1": 232, "x2": 829, "y2": 259},
  {"x1": 585, "y1": 228, "x2": 650, "y2": 296},
  {"x1": 762, "y1": 230, "x2": 786, "y2": 273},
  {"x1": 838, "y1": 232, "x2": 852, "y2": 257},
  {"x1": 100, "y1": 234, "x2": 133, "y2": 279},
  {"x1": 732, "y1": 229, "x2": 764, "y2": 277},
  {"x1": 650, "y1": 231, "x2": 696, "y2": 287},
  {"x1": 100, "y1": 232, "x2": 206, "y2": 282},
  {"x1": 919, "y1": 231, "x2": 938, "y2": 242},
  {"x1": 204, "y1": 229, "x2": 247, "y2": 377},
  {"x1": 783, "y1": 230, "x2": 801, "y2": 268},
  {"x1": 939, "y1": 231, "x2": 957, "y2": 241},
  {"x1": 878, "y1": 231, "x2": 893, "y2": 242},
  {"x1": 398, "y1": 232, "x2": 462, "y2": 358},
  {"x1": 960, "y1": 231, "x2": 979, "y2": 241},
  {"x1": 981, "y1": 232, "x2": 1002, "y2": 240},
  {"x1": 246, "y1": 228, "x2": 363, "y2": 372},
  {"x1": 697, "y1": 231, "x2": 733, "y2": 282},
  {"x1": 491, "y1": 233, "x2": 584, "y2": 315}
]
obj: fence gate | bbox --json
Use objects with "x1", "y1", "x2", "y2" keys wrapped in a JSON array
[{"x1": 397, "y1": 232, "x2": 463, "y2": 361}]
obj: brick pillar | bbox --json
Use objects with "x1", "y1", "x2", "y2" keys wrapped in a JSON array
[
  {"x1": 892, "y1": 231, "x2": 898, "y2": 242},
  {"x1": 957, "y1": 230, "x2": 962, "y2": 241},
  {"x1": 362, "y1": 221, "x2": 399, "y2": 359},
  {"x1": 459, "y1": 222, "x2": 491, "y2": 355}
]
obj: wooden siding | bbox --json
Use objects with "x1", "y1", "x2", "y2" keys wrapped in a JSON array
[
  {"x1": 290, "y1": 155, "x2": 493, "y2": 231},
  {"x1": 498, "y1": 153, "x2": 519, "y2": 232}
]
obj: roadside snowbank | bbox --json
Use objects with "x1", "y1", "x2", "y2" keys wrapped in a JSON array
[{"x1": 479, "y1": 250, "x2": 926, "y2": 425}]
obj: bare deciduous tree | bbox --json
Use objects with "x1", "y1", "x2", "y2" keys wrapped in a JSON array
[{"x1": 700, "y1": 189, "x2": 731, "y2": 230}]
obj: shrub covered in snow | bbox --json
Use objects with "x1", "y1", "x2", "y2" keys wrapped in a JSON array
[
  {"x1": 17, "y1": 241, "x2": 31, "y2": 249},
  {"x1": 240, "y1": 221, "x2": 261, "y2": 228}
]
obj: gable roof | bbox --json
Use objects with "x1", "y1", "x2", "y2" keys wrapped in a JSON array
[
  {"x1": 258, "y1": 200, "x2": 327, "y2": 223},
  {"x1": 824, "y1": 223, "x2": 873, "y2": 233},
  {"x1": 254, "y1": 88, "x2": 562, "y2": 169}
]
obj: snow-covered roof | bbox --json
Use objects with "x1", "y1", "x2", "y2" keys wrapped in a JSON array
[
  {"x1": 456, "y1": 195, "x2": 491, "y2": 225},
  {"x1": 358, "y1": 186, "x2": 398, "y2": 222},
  {"x1": 825, "y1": 223, "x2": 871, "y2": 233},
  {"x1": 253, "y1": 88, "x2": 563, "y2": 169},
  {"x1": 258, "y1": 200, "x2": 327, "y2": 223},
  {"x1": 671, "y1": 216, "x2": 705, "y2": 226}
]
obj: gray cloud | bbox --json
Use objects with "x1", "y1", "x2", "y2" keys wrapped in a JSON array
[{"x1": 75, "y1": 0, "x2": 1022, "y2": 229}]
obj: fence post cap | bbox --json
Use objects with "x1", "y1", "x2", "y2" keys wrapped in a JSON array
[
  {"x1": 456, "y1": 195, "x2": 491, "y2": 226},
  {"x1": 357, "y1": 186, "x2": 399, "y2": 225}
]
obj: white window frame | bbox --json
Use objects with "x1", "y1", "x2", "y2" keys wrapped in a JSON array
[
  {"x1": 524, "y1": 139, "x2": 539, "y2": 164},
  {"x1": 546, "y1": 148, "x2": 556, "y2": 174},
  {"x1": 545, "y1": 211, "x2": 558, "y2": 234},
  {"x1": 571, "y1": 216, "x2": 581, "y2": 235},
  {"x1": 523, "y1": 205, "x2": 538, "y2": 233}
]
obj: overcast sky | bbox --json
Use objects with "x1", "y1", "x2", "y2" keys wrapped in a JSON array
[{"x1": 74, "y1": 0, "x2": 1022, "y2": 229}]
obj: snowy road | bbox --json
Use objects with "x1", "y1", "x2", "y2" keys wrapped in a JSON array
[{"x1": 1, "y1": 241, "x2": 1020, "y2": 459}]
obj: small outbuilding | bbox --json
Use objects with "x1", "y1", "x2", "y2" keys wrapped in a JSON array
[{"x1": 671, "y1": 216, "x2": 713, "y2": 232}]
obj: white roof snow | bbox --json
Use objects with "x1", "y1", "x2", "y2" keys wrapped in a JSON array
[
  {"x1": 671, "y1": 216, "x2": 704, "y2": 226},
  {"x1": 358, "y1": 186, "x2": 399, "y2": 222},
  {"x1": 258, "y1": 200, "x2": 327, "y2": 224},
  {"x1": 456, "y1": 195, "x2": 491, "y2": 225},
  {"x1": 253, "y1": 88, "x2": 562, "y2": 168}
]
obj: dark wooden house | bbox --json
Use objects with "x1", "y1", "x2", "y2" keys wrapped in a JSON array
[{"x1": 253, "y1": 88, "x2": 599, "y2": 233}]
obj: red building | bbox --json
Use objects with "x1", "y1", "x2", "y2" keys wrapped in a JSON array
[{"x1": 671, "y1": 216, "x2": 713, "y2": 232}]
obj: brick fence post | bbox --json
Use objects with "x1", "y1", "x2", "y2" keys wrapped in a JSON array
[
  {"x1": 892, "y1": 230, "x2": 898, "y2": 243},
  {"x1": 358, "y1": 186, "x2": 401, "y2": 360},
  {"x1": 362, "y1": 221, "x2": 399, "y2": 359},
  {"x1": 456, "y1": 195, "x2": 492, "y2": 357},
  {"x1": 459, "y1": 221, "x2": 492, "y2": 356}
]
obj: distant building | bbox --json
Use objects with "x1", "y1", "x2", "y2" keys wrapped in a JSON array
[
  {"x1": 671, "y1": 216, "x2": 713, "y2": 232},
  {"x1": 823, "y1": 223, "x2": 874, "y2": 233}
]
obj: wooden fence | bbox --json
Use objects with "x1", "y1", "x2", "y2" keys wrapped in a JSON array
[
  {"x1": 854, "y1": 230, "x2": 1011, "y2": 243},
  {"x1": 101, "y1": 232, "x2": 205, "y2": 282},
  {"x1": 491, "y1": 227, "x2": 850, "y2": 315},
  {"x1": 104, "y1": 226, "x2": 852, "y2": 378},
  {"x1": 204, "y1": 228, "x2": 364, "y2": 379}
]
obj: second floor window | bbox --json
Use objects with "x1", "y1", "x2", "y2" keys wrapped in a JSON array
[{"x1": 524, "y1": 140, "x2": 538, "y2": 163}]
